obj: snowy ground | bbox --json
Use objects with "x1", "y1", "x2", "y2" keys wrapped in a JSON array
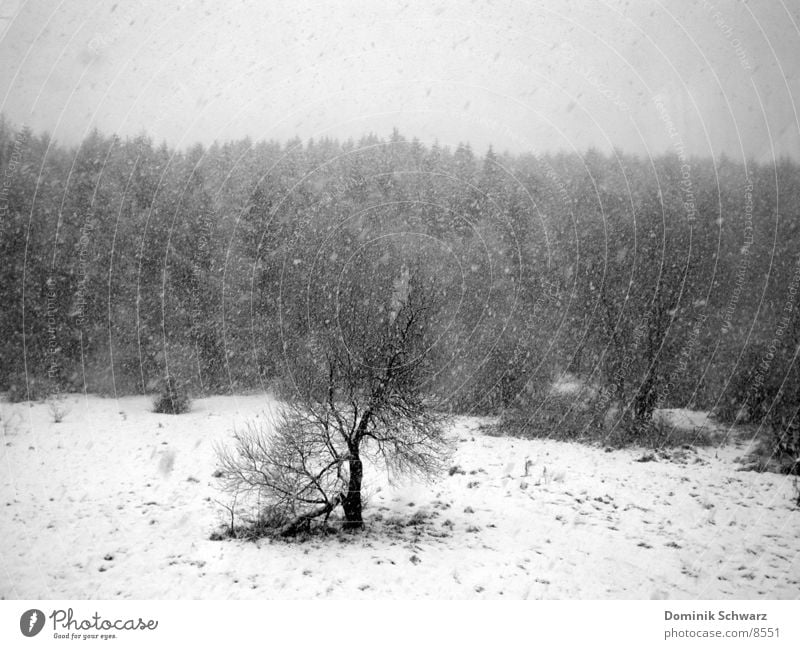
[{"x1": 1, "y1": 394, "x2": 798, "y2": 599}]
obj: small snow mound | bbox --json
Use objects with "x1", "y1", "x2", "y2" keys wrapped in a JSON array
[
  {"x1": 548, "y1": 374, "x2": 598, "y2": 399},
  {"x1": 549, "y1": 374, "x2": 583, "y2": 395},
  {"x1": 654, "y1": 409, "x2": 715, "y2": 431}
]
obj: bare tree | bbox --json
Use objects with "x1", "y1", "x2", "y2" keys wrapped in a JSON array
[{"x1": 217, "y1": 259, "x2": 452, "y2": 534}]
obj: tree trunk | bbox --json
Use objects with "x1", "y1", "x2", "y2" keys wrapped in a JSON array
[
  {"x1": 341, "y1": 453, "x2": 364, "y2": 530},
  {"x1": 634, "y1": 370, "x2": 657, "y2": 422}
]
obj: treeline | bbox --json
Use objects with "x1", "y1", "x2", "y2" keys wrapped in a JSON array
[{"x1": 0, "y1": 117, "x2": 798, "y2": 443}]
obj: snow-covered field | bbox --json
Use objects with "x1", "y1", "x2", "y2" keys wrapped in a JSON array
[{"x1": 1, "y1": 394, "x2": 798, "y2": 599}]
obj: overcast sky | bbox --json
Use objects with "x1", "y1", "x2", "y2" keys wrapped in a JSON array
[{"x1": 1, "y1": 0, "x2": 799, "y2": 161}]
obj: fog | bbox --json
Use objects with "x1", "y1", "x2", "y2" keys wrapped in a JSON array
[{"x1": 2, "y1": 0, "x2": 798, "y2": 160}]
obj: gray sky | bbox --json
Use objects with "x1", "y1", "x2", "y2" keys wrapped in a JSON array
[{"x1": 1, "y1": 0, "x2": 799, "y2": 161}]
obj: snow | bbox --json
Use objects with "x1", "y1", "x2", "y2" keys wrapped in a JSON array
[
  {"x1": 549, "y1": 375, "x2": 585, "y2": 396},
  {"x1": 654, "y1": 408, "x2": 718, "y2": 432},
  {"x1": 1, "y1": 394, "x2": 798, "y2": 599}
]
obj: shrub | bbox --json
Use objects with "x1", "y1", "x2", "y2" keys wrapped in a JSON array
[
  {"x1": 610, "y1": 415, "x2": 711, "y2": 450},
  {"x1": 499, "y1": 378, "x2": 713, "y2": 450},
  {"x1": 498, "y1": 381, "x2": 607, "y2": 444},
  {"x1": 47, "y1": 395, "x2": 70, "y2": 423},
  {"x1": 763, "y1": 412, "x2": 800, "y2": 476},
  {"x1": 215, "y1": 408, "x2": 348, "y2": 538},
  {"x1": 717, "y1": 346, "x2": 800, "y2": 475},
  {"x1": 715, "y1": 348, "x2": 772, "y2": 424},
  {"x1": 152, "y1": 376, "x2": 191, "y2": 414},
  {"x1": 737, "y1": 434, "x2": 800, "y2": 476}
]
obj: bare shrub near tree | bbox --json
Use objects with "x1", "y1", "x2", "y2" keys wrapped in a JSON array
[
  {"x1": 215, "y1": 407, "x2": 348, "y2": 536},
  {"x1": 216, "y1": 253, "x2": 452, "y2": 535}
]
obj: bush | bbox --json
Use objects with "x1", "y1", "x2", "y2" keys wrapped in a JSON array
[
  {"x1": 47, "y1": 395, "x2": 70, "y2": 423},
  {"x1": 498, "y1": 381, "x2": 608, "y2": 444},
  {"x1": 215, "y1": 407, "x2": 347, "y2": 538},
  {"x1": 763, "y1": 412, "x2": 800, "y2": 475},
  {"x1": 715, "y1": 349, "x2": 772, "y2": 424},
  {"x1": 612, "y1": 415, "x2": 711, "y2": 450},
  {"x1": 152, "y1": 376, "x2": 191, "y2": 414},
  {"x1": 737, "y1": 434, "x2": 800, "y2": 476},
  {"x1": 499, "y1": 378, "x2": 713, "y2": 449},
  {"x1": 717, "y1": 346, "x2": 800, "y2": 474}
]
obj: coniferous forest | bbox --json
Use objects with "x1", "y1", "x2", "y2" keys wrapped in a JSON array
[{"x1": 2, "y1": 118, "x2": 798, "y2": 462}]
